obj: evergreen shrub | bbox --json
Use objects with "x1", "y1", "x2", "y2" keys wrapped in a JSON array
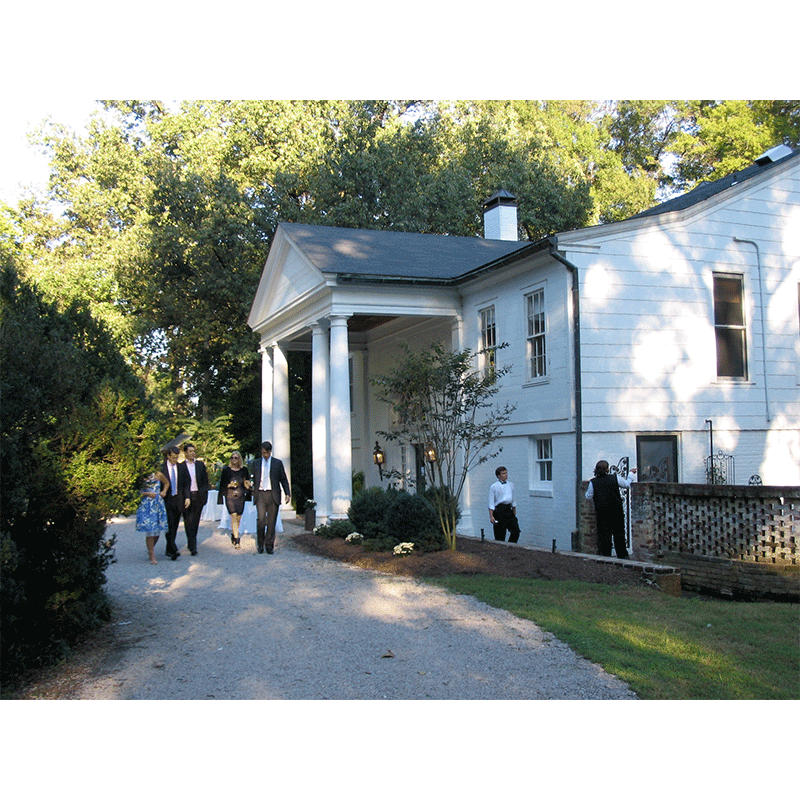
[
  {"x1": 314, "y1": 518, "x2": 356, "y2": 539},
  {"x1": 422, "y1": 485, "x2": 461, "y2": 530},
  {"x1": 383, "y1": 491, "x2": 446, "y2": 552},
  {"x1": 348, "y1": 486, "x2": 397, "y2": 539},
  {"x1": 0, "y1": 265, "x2": 158, "y2": 685}
]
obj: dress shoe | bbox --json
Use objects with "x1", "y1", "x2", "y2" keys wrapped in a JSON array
[
  {"x1": 190, "y1": 550, "x2": 198, "y2": 556},
  {"x1": 257, "y1": 547, "x2": 264, "y2": 554},
  {"x1": 266, "y1": 547, "x2": 274, "y2": 554},
  {"x1": 170, "y1": 552, "x2": 180, "y2": 561}
]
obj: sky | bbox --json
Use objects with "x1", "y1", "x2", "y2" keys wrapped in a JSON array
[
  {"x1": 1, "y1": 99, "x2": 101, "y2": 203},
  {"x1": 4, "y1": 3, "x2": 790, "y2": 208}
]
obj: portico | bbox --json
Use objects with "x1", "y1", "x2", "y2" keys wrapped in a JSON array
[{"x1": 247, "y1": 222, "x2": 497, "y2": 523}]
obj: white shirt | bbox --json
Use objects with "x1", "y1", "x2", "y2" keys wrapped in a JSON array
[
  {"x1": 488, "y1": 480, "x2": 515, "y2": 510},
  {"x1": 260, "y1": 457, "x2": 272, "y2": 491},
  {"x1": 185, "y1": 460, "x2": 198, "y2": 492}
]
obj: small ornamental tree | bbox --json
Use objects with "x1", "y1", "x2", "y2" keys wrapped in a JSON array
[{"x1": 371, "y1": 341, "x2": 515, "y2": 551}]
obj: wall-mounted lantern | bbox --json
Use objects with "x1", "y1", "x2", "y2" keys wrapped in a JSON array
[
  {"x1": 424, "y1": 443, "x2": 438, "y2": 464},
  {"x1": 373, "y1": 441, "x2": 385, "y2": 481}
]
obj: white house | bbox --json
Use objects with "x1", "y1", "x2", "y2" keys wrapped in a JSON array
[{"x1": 248, "y1": 145, "x2": 800, "y2": 550}]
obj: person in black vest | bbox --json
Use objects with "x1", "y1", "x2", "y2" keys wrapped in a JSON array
[
  {"x1": 179, "y1": 442, "x2": 210, "y2": 556},
  {"x1": 160, "y1": 445, "x2": 190, "y2": 560},
  {"x1": 585, "y1": 460, "x2": 636, "y2": 559}
]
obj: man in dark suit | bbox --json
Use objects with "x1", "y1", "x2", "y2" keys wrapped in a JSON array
[
  {"x1": 161, "y1": 445, "x2": 190, "y2": 560},
  {"x1": 179, "y1": 442, "x2": 210, "y2": 556},
  {"x1": 250, "y1": 441, "x2": 290, "y2": 555}
]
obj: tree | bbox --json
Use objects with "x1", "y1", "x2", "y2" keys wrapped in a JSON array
[
  {"x1": 671, "y1": 100, "x2": 800, "y2": 187},
  {"x1": 0, "y1": 261, "x2": 165, "y2": 681},
  {"x1": 19, "y1": 97, "x2": 798, "y2": 439},
  {"x1": 371, "y1": 342, "x2": 515, "y2": 550}
]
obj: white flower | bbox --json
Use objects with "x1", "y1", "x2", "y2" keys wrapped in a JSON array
[
  {"x1": 345, "y1": 532, "x2": 363, "y2": 544},
  {"x1": 393, "y1": 542, "x2": 415, "y2": 556}
]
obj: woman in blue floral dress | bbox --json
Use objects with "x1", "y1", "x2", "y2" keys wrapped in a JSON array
[{"x1": 136, "y1": 470, "x2": 169, "y2": 564}]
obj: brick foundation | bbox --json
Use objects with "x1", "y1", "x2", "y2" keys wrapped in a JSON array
[{"x1": 580, "y1": 481, "x2": 799, "y2": 600}]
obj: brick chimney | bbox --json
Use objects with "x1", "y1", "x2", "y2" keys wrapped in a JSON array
[{"x1": 482, "y1": 190, "x2": 518, "y2": 240}]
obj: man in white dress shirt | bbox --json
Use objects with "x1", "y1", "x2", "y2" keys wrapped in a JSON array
[
  {"x1": 179, "y1": 442, "x2": 210, "y2": 556},
  {"x1": 250, "y1": 441, "x2": 290, "y2": 555},
  {"x1": 161, "y1": 445, "x2": 190, "y2": 560},
  {"x1": 488, "y1": 466, "x2": 521, "y2": 543}
]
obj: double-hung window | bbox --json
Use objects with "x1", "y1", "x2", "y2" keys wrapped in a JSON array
[
  {"x1": 713, "y1": 274, "x2": 747, "y2": 379},
  {"x1": 480, "y1": 306, "x2": 497, "y2": 377},
  {"x1": 535, "y1": 437, "x2": 553, "y2": 483},
  {"x1": 526, "y1": 288, "x2": 546, "y2": 380}
]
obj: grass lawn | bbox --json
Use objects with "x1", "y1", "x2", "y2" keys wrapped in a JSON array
[{"x1": 432, "y1": 576, "x2": 800, "y2": 700}]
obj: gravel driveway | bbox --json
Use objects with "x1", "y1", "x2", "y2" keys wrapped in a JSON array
[{"x1": 80, "y1": 515, "x2": 637, "y2": 700}]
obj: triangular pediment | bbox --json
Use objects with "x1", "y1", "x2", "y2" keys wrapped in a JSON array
[{"x1": 248, "y1": 225, "x2": 329, "y2": 333}]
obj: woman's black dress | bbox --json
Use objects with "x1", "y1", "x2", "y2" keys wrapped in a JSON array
[{"x1": 218, "y1": 466, "x2": 251, "y2": 515}]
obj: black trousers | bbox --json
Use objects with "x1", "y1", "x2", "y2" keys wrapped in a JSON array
[
  {"x1": 164, "y1": 494, "x2": 182, "y2": 556},
  {"x1": 255, "y1": 489, "x2": 279, "y2": 552},
  {"x1": 492, "y1": 503, "x2": 520, "y2": 543},
  {"x1": 596, "y1": 504, "x2": 628, "y2": 559},
  {"x1": 182, "y1": 491, "x2": 204, "y2": 553}
]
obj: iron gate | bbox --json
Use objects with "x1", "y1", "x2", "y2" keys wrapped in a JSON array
[{"x1": 610, "y1": 456, "x2": 632, "y2": 553}]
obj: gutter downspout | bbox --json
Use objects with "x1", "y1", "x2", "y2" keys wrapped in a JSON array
[
  {"x1": 548, "y1": 236, "x2": 583, "y2": 541},
  {"x1": 732, "y1": 237, "x2": 771, "y2": 422}
]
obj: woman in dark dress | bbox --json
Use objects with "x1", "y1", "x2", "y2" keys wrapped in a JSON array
[{"x1": 217, "y1": 451, "x2": 251, "y2": 549}]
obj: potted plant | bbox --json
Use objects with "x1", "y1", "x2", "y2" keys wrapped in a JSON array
[{"x1": 304, "y1": 499, "x2": 317, "y2": 531}]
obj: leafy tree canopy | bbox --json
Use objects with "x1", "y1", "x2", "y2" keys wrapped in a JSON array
[{"x1": 10, "y1": 98, "x2": 798, "y2": 426}]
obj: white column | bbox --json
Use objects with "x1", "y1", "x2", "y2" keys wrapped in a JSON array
[
  {"x1": 272, "y1": 343, "x2": 291, "y2": 496},
  {"x1": 311, "y1": 322, "x2": 330, "y2": 521},
  {"x1": 260, "y1": 345, "x2": 273, "y2": 444},
  {"x1": 451, "y1": 314, "x2": 463, "y2": 351},
  {"x1": 329, "y1": 315, "x2": 352, "y2": 518}
]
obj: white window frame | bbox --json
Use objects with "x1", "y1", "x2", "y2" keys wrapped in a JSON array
[
  {"x1": 479, "y1": 305, "x2": 497, "y2": 376},
  {"x1": 525, "y1": 287, "x2": 547, "y2": 381},
  {"x1": 529, "y1": 436, "x2": 554, "y2": 496},
  {"x1": 712, "y1": 272, "x2": 748, "y2": 381},
  {"x1": 536, "y1": 437, "x2": 553, "y2": 483}
]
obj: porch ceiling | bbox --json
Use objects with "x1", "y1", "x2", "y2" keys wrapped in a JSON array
[
  {"x1": 348, "y1": 314, "x2": 399, "y2": 332},
  {"x1": 282, "y1": 312, "x2": 402, "y2": 348}
]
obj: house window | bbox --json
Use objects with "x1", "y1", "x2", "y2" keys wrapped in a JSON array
[
  {"x1": 713, "y1": 274, "x2": 747, "y2": 379},
  {"x1": 636, "y1": 435, "x2": 678, "y2": 482},
  {"x1": 480, "y1": 306, "x2": 496, "y2": 376},
  {"x1": 536, "y1": 437, "x2": 553, "y2": 483},
  {"x1": 526, "y1": 288, "x2": 546, "y2": 379}
]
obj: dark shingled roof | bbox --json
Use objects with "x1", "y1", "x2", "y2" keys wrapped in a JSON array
[
  {"x1": 275, "y1": 147, "x2": 798, "y2": 280},
  {"x1": 630, "y1": 145, "x2": 800, "y2": 220},
  {"x1": 280, "y1": 222, "x2": 532, "y2": 281}
]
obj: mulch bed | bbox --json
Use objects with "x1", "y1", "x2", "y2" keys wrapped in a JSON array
[{"x1": 290, "y1": 532, "x2": 645, "y2": 586}]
